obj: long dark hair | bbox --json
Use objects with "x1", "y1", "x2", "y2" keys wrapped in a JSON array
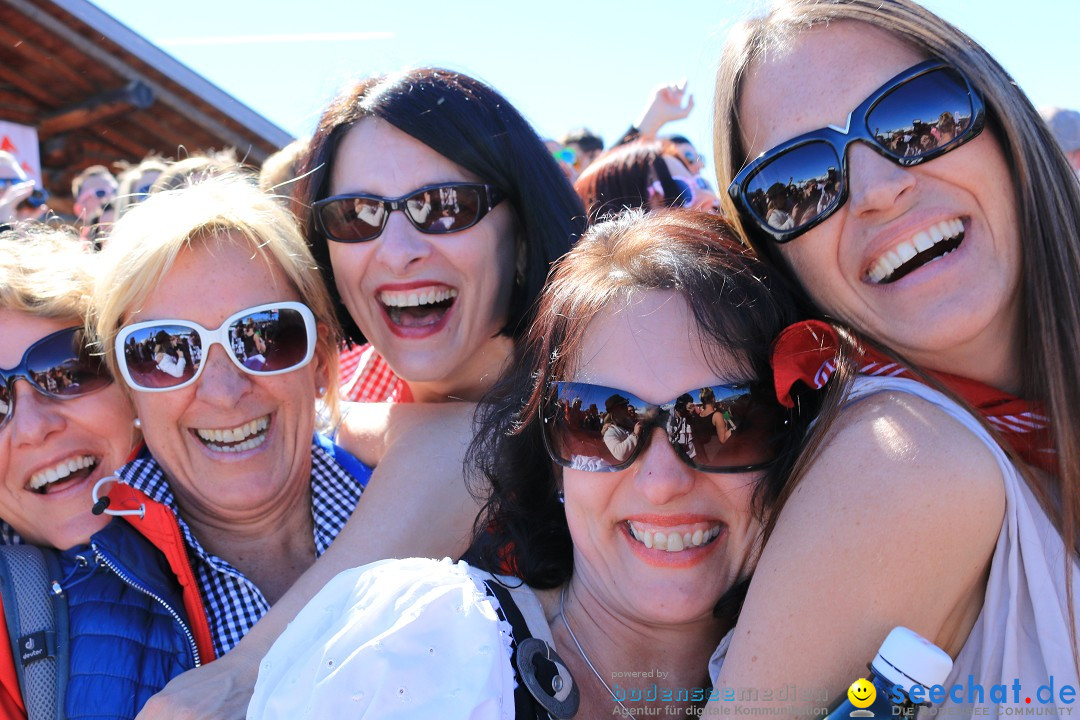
[
  {"x1": 293, "y1": 67, "x2": 586, "y2": 345},
  {"x1": 467, "y1": 210, "x2": 814, "y2": 613}
]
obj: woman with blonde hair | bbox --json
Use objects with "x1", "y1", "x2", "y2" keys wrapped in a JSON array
[{"x1": 709, "y1": 0, "x2": 1079, "y2": 713}]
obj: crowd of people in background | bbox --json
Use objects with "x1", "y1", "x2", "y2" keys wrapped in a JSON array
[{"x1": 1, "y1": 1, "x2": 1079, "y2": 718}]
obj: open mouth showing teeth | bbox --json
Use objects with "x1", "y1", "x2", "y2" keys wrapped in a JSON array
[
  {"x1": 867, "y1": 218, "x2": 965, "y2": 285},
  {"x1": 28, "y1": 455, "x2": 99, "y2": 494},
  {"x1": 379, "y1": 287, "x2": 458, "y2": 329},
  {"x1": 195, "y1": 415, "x2": 270, "y2": 453},
  {"x1": 627, "y1": 521, "x2": 722, "y2": 552}
]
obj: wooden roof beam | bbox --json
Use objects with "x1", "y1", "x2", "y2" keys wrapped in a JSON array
[{"x1": 38, "y1": 80, "x2": 154, "y2": 138}]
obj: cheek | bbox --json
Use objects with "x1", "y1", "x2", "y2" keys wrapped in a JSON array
[{"x1": 328, "y1": 244, "x2": 370, "y2": 294}]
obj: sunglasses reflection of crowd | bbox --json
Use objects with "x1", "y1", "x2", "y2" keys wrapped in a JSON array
[
  {"x1": 30, "y1": 366, "x2": 79, "y2": 395},
  {"x1": 745, "y1": 109, "x2": 971, "y2": 232},
  {"x1": 556, "y1": 387, "x2": 744, "y2": 465}
]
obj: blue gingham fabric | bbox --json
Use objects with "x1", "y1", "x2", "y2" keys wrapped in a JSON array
[{"x1": 116, "y1": 436, "x2": 369, "y2": 657}]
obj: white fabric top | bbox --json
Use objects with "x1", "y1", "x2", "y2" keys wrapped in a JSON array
[
  {"x1": 710, "y1": 376, "x2": 1079, "y2": 715},
  {"x1": 247, "y1": 558, "x2": 541, "y2": 719}
]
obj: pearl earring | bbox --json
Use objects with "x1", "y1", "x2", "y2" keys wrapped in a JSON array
[
  {"x1": 317, "y1": 385, "x2": 327, "y2": 397},
  {"x1": 133, "y1": 417, "x2": 142, "y2": 429}
]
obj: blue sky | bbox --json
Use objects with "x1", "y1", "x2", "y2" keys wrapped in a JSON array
[{"x1": 92, "y1": 0, "x2": 1079, "y2": 160}]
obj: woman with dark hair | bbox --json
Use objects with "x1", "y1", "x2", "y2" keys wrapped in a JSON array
[
  {"x1": 248, "y1": 210, "x2": 811, "y2": 718},
  {"x1": 295, "y1": 67, "x2": 586, "y2": 403},
  {"x1": 574, "y1": 140, "x2": 719, "y2": 224},
  {"x1": 710, "y1": 0, "x2": 1080, "y2": 713}
]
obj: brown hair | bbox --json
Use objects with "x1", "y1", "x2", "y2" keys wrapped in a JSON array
[
  {"x1": 713, "y1": 0, "x2": 1080, "y2": 656},
  {"x1": 468, "y1": 209, "x2": 811, "y2": 595},
  {"x1": 573, "y1": 140, "x2": 686, "y2": 224}
]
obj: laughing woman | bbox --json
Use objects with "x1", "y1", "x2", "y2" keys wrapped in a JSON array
[
  {"x1": 709, "y1": 0, "x2": 1080, "y2": 713},
  {"x1": 248, "y1": 210, "x2": 808, "y2": 718},
  {"x1": 296, "y1": 67, "x2": 585, "y2": 403}
]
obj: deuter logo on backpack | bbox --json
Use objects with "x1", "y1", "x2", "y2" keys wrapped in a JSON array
[{"x1": 19, "y1": 631, "x2": 47, "y2": 665}]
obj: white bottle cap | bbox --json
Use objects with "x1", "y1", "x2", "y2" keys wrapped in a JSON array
[{"x1": 871, "y1": 627, "x2": 954, "y2": 692}]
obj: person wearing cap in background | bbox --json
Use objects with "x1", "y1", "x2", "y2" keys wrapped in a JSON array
[{"x1": 1040, "y1": 107, "x2": 1080, "y2": 175}]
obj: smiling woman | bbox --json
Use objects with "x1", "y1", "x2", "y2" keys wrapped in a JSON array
[
  {"x1": 709, "y1": 0, "x2": 1080, "y2": 713},
  {"x1": 246, "y1": 209, "x2": 811, "y2": 718},
  {"x1": 91, "y1": 175, "x2": 372, "y2": 659},
  {"x1": 295, "y1": 67, "x2": 586, "y2": 403}
]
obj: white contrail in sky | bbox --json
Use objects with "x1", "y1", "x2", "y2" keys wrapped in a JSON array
[{"x1": 159, "y1": 31, "x2": 395, "y2": 47}]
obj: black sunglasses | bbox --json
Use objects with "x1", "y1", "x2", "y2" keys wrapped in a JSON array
[
  {"x1": 313, "y1": 182, "x2": 506, "y2": 243},
  {"x1": 0, "y1": 327, "x2": 113, "y2": 431},
  {"x1": 729, "y1": 60, "x2": 985, "y2": 243},
  {"x1": 541, "y1": 381, "x2": 789, "y2": 474}
]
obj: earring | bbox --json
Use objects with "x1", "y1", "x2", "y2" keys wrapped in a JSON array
[
  {"x1": 515, "y1": 267, "x2": 525, "y2": 287},
  {"x1": 557, "y1": 491, "x2": 565, "y2": 504},
  {"x1": 317, "y1": 385, "x2": 327, "y2": 397},
  {"x1": 133, "y1": 417, "x2": 142, "y2": 429}
]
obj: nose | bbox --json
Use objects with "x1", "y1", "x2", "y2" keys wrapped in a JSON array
[
  {"x1": 9, "y1": 380, "x2": 67, "y2": 447},
  {"x1": 846, "y1": 143, "x2": 916, "y2": 218},
  {"x1": 630, "y1": 427, "x2": 696, "y2": 507},
  {"x1": 193, "y1": 344, "x2": 253, "y2": 408},
  {"x1": 372, "y1": 211, "x2": 434, "y2": 274}
]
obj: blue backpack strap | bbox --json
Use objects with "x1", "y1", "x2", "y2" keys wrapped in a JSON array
[
  {"x1": 314, "y1": 433, "x2": 372, "y2": 490},
  {"x1": 0, "y1": 545, "x2": 68, "y2": 720}
]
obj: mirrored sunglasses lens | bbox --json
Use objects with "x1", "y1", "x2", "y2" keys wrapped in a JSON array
[
  {"x1": 412, "y1": 186, "x2": 482, "y2": 233},
  {"x1": 745, "y1": 142, "x2": 841, "y2": 233},
  {"x1": 320, "y1": 197, "x2": 385, "y2": 241},
  {"x1": 121, "y1": 325, "x2": 200, "y2": 389},
  {"x1": 869, "y1": 68, "x2": 975, "y2": 158},
  {"x1": 678, "y1": 386, "x2": 786, "y2": 470},
  {"x1": 545, "y1": 383, "x2": 647, "y2": 471},
  {"x1": 28, "y1": 329, "x2": 112, "y2": 398},
  {"x1": 229, "y1": 308, "x2": 310, "y2": 373}
]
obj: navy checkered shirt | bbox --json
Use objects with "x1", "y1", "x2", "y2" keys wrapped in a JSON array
[{"x1": 116, "y1": 436, "x2": 370, "y2": 657}]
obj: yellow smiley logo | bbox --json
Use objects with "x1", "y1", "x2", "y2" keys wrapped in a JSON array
[{"x1": 847, "y1": 678, "x2": 876, "y2": 709}]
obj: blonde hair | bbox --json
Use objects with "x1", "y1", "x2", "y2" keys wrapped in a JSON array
[
  {"x1": 0, "y1": 222, "x2": 98, "y2": 321},
  {"x1": 91, "y1": 175, "x2": 342, "y2": 421}
]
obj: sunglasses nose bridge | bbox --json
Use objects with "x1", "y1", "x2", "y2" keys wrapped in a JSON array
[
  {"x1": 845, "y1": 141, "x2": 917, "y2": 217},
  {"x1": 6, "y1": 377, "x2": 67, "y2": 441},
  {"x1": 627, "y1": 424, "x2": 698, "y2": 502}
]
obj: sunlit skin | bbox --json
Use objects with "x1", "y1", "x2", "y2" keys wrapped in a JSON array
[
  {"x1": 327, "y1": 118, "x2": 518, "y2": 403},
  {"x1": 0, "y1": 310, "x2": 136, "y2": 549},
  {"x1": 738, "y1": 22, "x2": 1023, "y2": 392},
  {"x1": 125, "y1": 234, "x2": 328, "y2": 546},
  {"x1": 541, "y1": 290, "x2": 762, "y2": 717}
]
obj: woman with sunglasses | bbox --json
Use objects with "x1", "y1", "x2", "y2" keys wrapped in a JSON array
[
  {"x1": 0, "y1": 223, "x2": 211, "y2": 719},
  {"x1": 247, "y1": 209, "x2": 808, "y2": 718},
  {"x1": 708, "y1": 0, "x2": 1080, "y2": 712},
  {"x1": 89, "y1": 174, "x2": 486, "y2": 689},
  {"x1": 298, "y1": 67, "x2": 585, "y2": 404},
  {"x1": 574, "y1": 140, "x2": 719, "y2": 225}
]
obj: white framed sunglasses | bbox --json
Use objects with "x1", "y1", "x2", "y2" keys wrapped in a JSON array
[{"x1": 115, "y1": 301, "x2": 317, "y2": 392}]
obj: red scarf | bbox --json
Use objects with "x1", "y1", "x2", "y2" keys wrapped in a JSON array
[{"x1": 771, "y1": 320, "x2": 1057, "y2": 476}]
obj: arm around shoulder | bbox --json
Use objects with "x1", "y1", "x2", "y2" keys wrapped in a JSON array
[{"x1": 713, "y1": 391, "x2": 1006, "y2": 709}]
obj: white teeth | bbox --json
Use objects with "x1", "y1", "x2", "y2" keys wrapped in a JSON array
[
  {"x1": 196, "y1": 415, "x2": 270, "y2": 451},
  {"x1": 379, "y1": 287, "x2": 459, "y2": 308},
  {"x1": 29, "y1": 455, "x2": 96, "y2": 491},
  {"x1": 866, "y1": 218, "x2": 965, "y2": 284},
  {"x1": 627, "y1": 522, "x2": 722, "y2": 552}
]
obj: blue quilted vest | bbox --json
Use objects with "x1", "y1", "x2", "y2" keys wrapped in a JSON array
[{"x1": 58, "y1": 519, "x2": 198, "y2": 720}]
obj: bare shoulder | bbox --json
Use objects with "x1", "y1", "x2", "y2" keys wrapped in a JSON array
[{"x1": 714, "y1": 389, "x2": 1007, "y2": 704}]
